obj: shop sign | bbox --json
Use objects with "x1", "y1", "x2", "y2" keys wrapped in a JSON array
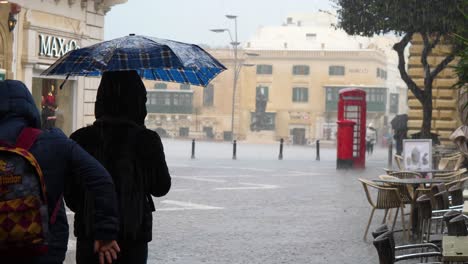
[
  {"x1": 290, "y1": 111, "x2": 310, "y2": 121},
  {"x1": 39, "y1": 34, "x2": 80, "y2": 58},
  {"x1": 348, "y1": 68, "x2": 368, "y2": 74}
]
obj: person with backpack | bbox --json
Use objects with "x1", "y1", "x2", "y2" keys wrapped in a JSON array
[
  {"x1": 69, "y1": 70, "x2": 171, "y2": 264},
  {"x1": 0, "y1": 80, "x2": 120, "y2": 264}
]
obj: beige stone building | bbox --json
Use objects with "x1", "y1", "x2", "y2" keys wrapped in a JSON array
[
  {"x1": 0, "y1": 0, "x2": 126, "y2": 135},
  {"x1": 144, "y1": 47, "x2": 393, "y2": 144},
  {"x1": 144, "y1": 13, "x2": 408, "y2": 145},
  {"x1": 407, "y1": 34, "x2": 461, "y2": 145}
]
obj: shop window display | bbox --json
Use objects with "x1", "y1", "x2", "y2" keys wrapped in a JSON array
[
  {"x1": 32, "y1": 78, "x2": 74, "y2": 135},
  {"x1": 41, "y1": 83, "x2": 57, "y2": 129}
]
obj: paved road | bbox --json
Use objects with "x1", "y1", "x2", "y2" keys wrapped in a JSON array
[{"x1": 65, "y1": 139, "x2": 401, "y2": 264}]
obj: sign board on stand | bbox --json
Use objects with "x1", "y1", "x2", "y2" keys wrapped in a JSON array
[{"x1": 402, "y1": 139, "x2": 433, "y2": 174}]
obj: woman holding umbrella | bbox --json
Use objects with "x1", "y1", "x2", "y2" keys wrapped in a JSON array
[{"x1": 68, "y1": 71, "x2": 171, "y2": 264}]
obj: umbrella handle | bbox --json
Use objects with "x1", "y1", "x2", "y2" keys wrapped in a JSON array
[{"x1": 59, "y1": 74, "x2": 70, "y2": 90}]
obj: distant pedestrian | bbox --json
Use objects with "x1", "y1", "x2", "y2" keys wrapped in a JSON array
[
  {"x1": 69, "y1": 71, "x2": 171, "y2": 264},
  {"x1": 0, "y1": 80, "x2": 120, "y2": 264},
  {"x1": 366, "y1": 123, "x2": 377, "y2": 155}
]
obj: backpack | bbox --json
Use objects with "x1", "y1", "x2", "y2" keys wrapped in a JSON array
[{"x1": 0, "y1": 127, "x2": 58, "y2": 256}]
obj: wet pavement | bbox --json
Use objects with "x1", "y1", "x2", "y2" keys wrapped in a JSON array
[{"x1": 65, "y1": 139, "x2": 402, "y2": 264}]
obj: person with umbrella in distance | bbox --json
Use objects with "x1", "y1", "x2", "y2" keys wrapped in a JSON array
[
  {"x1": 391, "y1": 114, "x2": 409, "y2": 155},
  {"x1": 68, "y1": 71, "x2": 171, "y2": 264},
  {"x1": 366, "y1": 123, "x2": 377, "y2": 155}
]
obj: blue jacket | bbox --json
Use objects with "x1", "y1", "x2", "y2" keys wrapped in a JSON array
[{"x1": 0, "y1": 80, "x2": 119, "y2": 263}]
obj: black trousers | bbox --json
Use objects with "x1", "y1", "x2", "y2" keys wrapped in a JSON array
[{"x1": 76, "y1": 240, "x2": 148, "y2": 264}]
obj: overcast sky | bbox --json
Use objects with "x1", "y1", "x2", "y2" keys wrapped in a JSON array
[{"x1": 105, "y1": 0, "x2": 333, "y2": 47}]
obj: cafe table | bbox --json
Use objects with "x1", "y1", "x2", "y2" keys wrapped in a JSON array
[
  {"x1": 443, "y1": 235, "x2": 468, "y2": 263},
  {"x1": 373, "y1": 178, "x2": 449, "y2": 236}
]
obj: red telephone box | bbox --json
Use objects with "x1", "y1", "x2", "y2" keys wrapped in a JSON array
[{"x1": 337, "y1": 88, "x2": 367, "y2": 169}]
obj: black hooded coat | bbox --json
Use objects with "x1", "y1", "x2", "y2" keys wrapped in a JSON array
[{"x1": 69, "y1": 71, "x2": 171, "y2": 242}]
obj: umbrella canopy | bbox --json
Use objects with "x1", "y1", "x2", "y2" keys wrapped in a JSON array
[
  {"x1": 41, "y1": 35, "x2": 226, "y2": 87},
  {"x1": 390, "y1": 114, "x2": 408, "y2": 131}
]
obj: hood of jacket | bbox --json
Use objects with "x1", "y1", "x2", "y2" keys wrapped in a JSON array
[
  {"x1": 0, "y1": 80, "x2": 41, "y2": 142},
  {"x1": 95, "y1": 70, "x2": 147, "y2": 126}
]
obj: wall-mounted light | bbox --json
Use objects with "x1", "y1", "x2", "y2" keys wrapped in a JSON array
[
  {"x1": 0, "y1": 1, "x2": 10, "y2": 4},
  {"x1": 8, "y1": 13, "x2": 16, "y2": 32}
]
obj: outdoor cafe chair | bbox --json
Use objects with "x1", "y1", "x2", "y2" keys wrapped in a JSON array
[
  {"x1": 433, "y1": 168, "x2": 467, "y2": 181},
  {"x1": 448, "y1": 185, "x2": 464, "y2": 207},
  {"x1": 446, "y1": 214, "x2": 468, "y2": 236},
  {"x1": 445, "y1": 176, "x2": 468, "y2": 190},
  {"x1": 417, "y1": 194, "x2": 435, "y2": 243},
  {"x1": 359, "y1": 178, "x2": 408, "y2": 241},
  {"x1": 438, "y1": 154, "x2": 465, "y2": 171},
  {"x1": 373, "y1": 230, "x2": 442, "y2": 264},
  {"x1": 394, "y1": 155, "x2": 404, "y2": 171},
  {"x1": 379, "y1": 175, "x2": 414, "y2": 205},
  {"x1": 389, "y1": 171, "x2": 422, "y2": 179}
]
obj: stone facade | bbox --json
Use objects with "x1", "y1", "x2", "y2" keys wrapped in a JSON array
[
  {"x1": 0, "y1": 0, "x2": 126, "y2": 134},
  {"x1": 407, "y1": 34, "x2": 461, "y2": 144}
]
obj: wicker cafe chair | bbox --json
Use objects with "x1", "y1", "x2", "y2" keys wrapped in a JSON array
[
  {"x1": 438, "y1": 154, "x2": 465, "y2": 171},
  {"x1": 373, "y1": 230, "x2": 442, "y2": 264},
  {"x1": 445, "y1": 176, "x2": 468, "y2": 190},
  {"x1": 448, "y1": 185, "x2": 464, "y2": 207},
  {"x1": 416, "y1": 195, "x2": 433, "y2": 243},
  {"x1": 447, "y1": 214, "x2": 468, "y2": 236},
  {"x1": 389, "y1": 171, "x2": 422, "y2": 179},
  {"x1": 433, "y1": 168, "x2": 467, "y2": 181},
  {"x1": 379, "y1": 175, "x2": 413, "y2": 205},
  {"x1": 394, "y1": 155, "x2": 404, "y2": 170},
  {"x1": 359, "y1": 178, "x2": 408, "y2": 241}
]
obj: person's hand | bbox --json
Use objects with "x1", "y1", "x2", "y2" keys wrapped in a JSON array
[{"x1": 94, "y1": 240, "x2": 120, "y2": 264}]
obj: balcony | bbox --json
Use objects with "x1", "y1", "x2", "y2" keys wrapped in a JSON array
[{"x1": 146, "y1": 90, "x2": 193, "y2": 114}]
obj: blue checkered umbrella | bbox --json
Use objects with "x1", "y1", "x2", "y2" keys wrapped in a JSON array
[{"x1": 41, "y1": 35, "x2": 226, "y2": 87}]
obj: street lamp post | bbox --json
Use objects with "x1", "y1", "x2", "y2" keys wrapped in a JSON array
[{"x1": 211, "y1": 14, "x2": 240, "y2": 141}]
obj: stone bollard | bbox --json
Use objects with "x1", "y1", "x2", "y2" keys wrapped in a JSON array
[
  {"x1": 191, "y1": 139, "x2": 195, "y2": 159},
  {"x1": 232, "y1": 140, "x2": 237, "y2": 160},
  {"x1": 316, "y1": 140, "x2": 320, "y2": 161},
  {"x1": 279, "y1": 138, "x2": 284, "y2": 160}
]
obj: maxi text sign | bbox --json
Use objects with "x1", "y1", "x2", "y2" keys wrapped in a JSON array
[{"x1": 39, "y1": 34, "x2": 80, "y2": 58}]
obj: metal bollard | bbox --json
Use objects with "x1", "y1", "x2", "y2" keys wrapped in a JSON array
[
  {"x1": 316, "y1": 140, "x2": 320, "y2": 161},
  {"x1": 388, "y1": 141, "x2": 393, "y2": 169},
  {"x1": 279, "y1": 138, "x2": 284, "y2": 160},
  {"x1": 232, "y1": 140, "x2": 237, "y2": 160},
  {"x1": 191, "y1": 139, "x2": 195, "y2": 159}
]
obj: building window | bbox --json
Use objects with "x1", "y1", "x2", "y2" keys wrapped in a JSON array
[
  {"x1": 155, "y1": 83, "x2": 167, "y2": 89},
  {"x1": 377, "y1": 68, "x2": 387, "y2": 80},
  {"x1": 146, "y1": 91, "x2": 194, "y2": 114},
  {"x1": 256, "y1": 85, "x2": 269, "y2": 101},
  {"x1": 203, "y1": 84, "x2": 214, "y2": 106},
  {"x1": 203, "y1": 126, "x2": 214, "y2": 139},
  {"x1": 389, "y1": 93, "x2": 399, "y2": 114},
  {"x1": 292, "y1": 87, "x2": 309, "y2": 102},
  {"x1": 306, "y1": 33, "x2": 317, "y2": 40},
  {"x1": 180, "y1": 84, "x2": 190, "y2": 90},
  {"x1": 292, "y1": 65, "x2": 310, "y2": 75},
  {"x1": 256, "y1": 64, "x2": 273, "y2": 75},
  {"x1": 329, "y1": 65, "x2": 345, "y2": 76},
  {"x1": 179, "y1": 127, "x2": 189, "y2": 137}
]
